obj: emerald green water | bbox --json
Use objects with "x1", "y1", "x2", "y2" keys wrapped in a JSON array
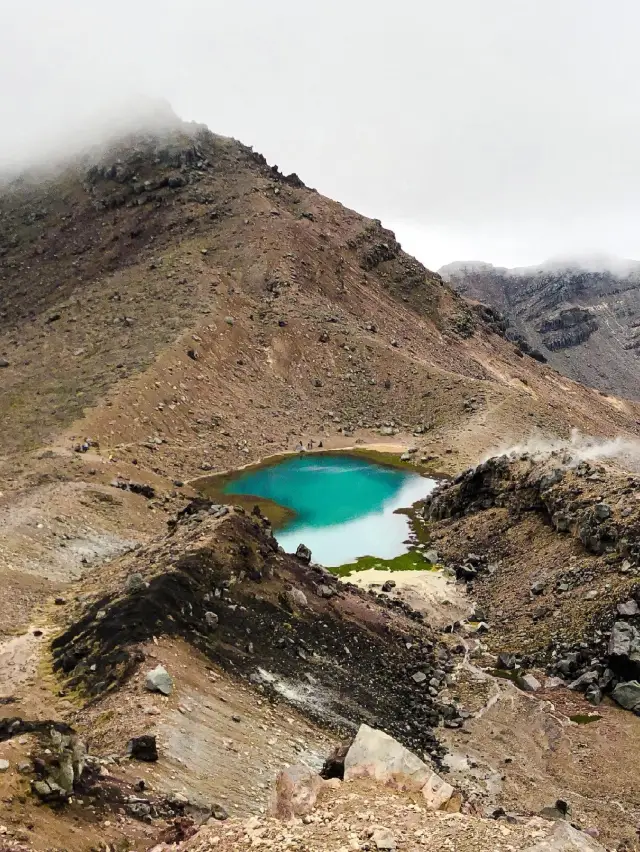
[{"x1": 222, "y1": 453, "x2": 436, "y2": 567}]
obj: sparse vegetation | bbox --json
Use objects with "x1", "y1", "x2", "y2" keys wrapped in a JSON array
[
  {"x1": 329, "y1": 550, "x2": 436, "y2": 577},
  {"x1": 569, "y1": 713, "x2": 602, "y2": 725}
]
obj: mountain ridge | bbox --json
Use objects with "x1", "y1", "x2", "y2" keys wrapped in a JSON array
[
  {"x1": 0, "y1": 120, "x2": 639, "y2": 850},
  {"x1": 440, "y1": 257, "x2": 640, "y2": 399}
]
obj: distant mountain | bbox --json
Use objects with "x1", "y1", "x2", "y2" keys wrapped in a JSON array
[{"x1": 440, "y1": 257, "x2": 640, "y2": 400}]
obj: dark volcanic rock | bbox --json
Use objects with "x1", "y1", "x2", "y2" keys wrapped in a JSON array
[
  {"x1": 441, "y1": 259, "x2": 640, "y2": 399},
  {"x1": 295, "y1": 543, "x2": 312, "y2": 564},
  {"x1": 611, "y1": 681, "x2": 640, "y2": 712},
  {"x1": 536, "y1": 306, "x2": 598, "y2": 351},
  {"x1": 423, "y1": 452, "x2": 640, "y2": 713},
  {"x1": 128, "y1": 736, "x2": 159, "y2": 762},
  {"x1": 51, "y1": 509, "x2": 452, "y2": 758}
]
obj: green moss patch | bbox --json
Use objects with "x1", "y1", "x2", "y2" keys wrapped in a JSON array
[
  {"x1": 569, "y1": 713, "x2": 602, "y2": 725},
  {"x1": 341, "y1": 447, "x2": 418, "y2": 471},
  {"x1": 341, "y1": 447, "x2": 445, "y2": 477},
  {"x1": 490, "y1": 668, "x2": 522, "y2": 683},
  {"x1": 329, "y1": 550, "x2": 437, "y2": 578}
]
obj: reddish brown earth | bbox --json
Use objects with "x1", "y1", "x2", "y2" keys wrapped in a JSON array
[{"x1": 0, "y1": 120, "x2": 639, "y2": 850}]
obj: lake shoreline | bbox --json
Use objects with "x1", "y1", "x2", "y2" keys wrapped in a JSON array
[{"x1": 199, "y1": 452, "x2": 439, "y2": 568}]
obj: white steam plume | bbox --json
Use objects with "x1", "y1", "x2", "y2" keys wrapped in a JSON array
[{"x1": 486, "y1": 429, "x2": 640, "y2": 472}]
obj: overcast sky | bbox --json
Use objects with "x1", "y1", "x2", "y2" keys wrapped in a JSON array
[{"x1": 2, "y1": 0, "x2": 640, "y2": 270}]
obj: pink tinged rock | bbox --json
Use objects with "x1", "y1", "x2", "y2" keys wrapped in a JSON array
[
  {"x1": 343, "y1": 723, "x2": 454, "y2": 810},
  {"x1": 344, "y1": 724, "x2": 431, "y2": 790},
  {"x1": 422, "y1": 771, "x2": 455, "y2": 810},
  {"x1": 270, "y1": 764, "x2": 325, "y2": 820},
  {"x1": 523, "y1": 821, "x2": 607, "y2": 852}
]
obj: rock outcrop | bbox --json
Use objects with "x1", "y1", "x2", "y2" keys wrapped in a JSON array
[
  {"x1": 423, "y1": 452, "x2": 640, "y2": 711},
  {"x1": 268, "y1": 726, "x2": 457, "y2": 824},
  {"x1": 441, "y1": 259, "x2": 640, "y2": 399},
  {"x1": 343, "y1": 724, "x2": 455, "y2": 810}
]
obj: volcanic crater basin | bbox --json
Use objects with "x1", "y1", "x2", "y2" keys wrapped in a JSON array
[{"x1": 214, "y1": 452, "x2": 438, "y2": 568}]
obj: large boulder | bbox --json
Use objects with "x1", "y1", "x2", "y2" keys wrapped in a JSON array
[
  {"x1": 145, "y1": 665, "x2": 174, "y2": 695},
  {"x1": 611, "y1": 681, "x2": 640, "y2": 713},
  {"x1": 285, "y1": 588, "x2": 308, "y2": 609},
  {"x1": 344, "y1": 724, "x2": 430, "y2": 789},
  {"x1": 608, "y1": 622, "x2": 639, "y2": 659},
  {"x1": 270, "y1": 764, "x2": 327, "y2": 820},
  {"x1": 523, "y1": 821, "x2": 607, "y2": 852},
  {"x1": 295, "y1": 544, "x2": 312, "y2": 564},
  {"x1": 343, "y1": 724, "x2": 454, "y2": 810},
  {"x1": 127, "y1": 735, "x2": 159, "y2": 762}
]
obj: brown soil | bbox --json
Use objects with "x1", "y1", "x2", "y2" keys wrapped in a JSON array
[{"x1": 1, "y1": 121, "x2": 639, "y2": 851}]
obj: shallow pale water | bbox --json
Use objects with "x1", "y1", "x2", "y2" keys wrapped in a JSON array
[{"x1": 222, "y1": 453, "x2": 436, "y2": 567}]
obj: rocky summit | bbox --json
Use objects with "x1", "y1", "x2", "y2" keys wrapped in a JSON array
[{"x1": 0, "y1": 120, "x2": 639, "y2": 851}]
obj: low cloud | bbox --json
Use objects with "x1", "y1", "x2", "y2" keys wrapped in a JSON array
[{"x1": 3, "y1": 1, "x2": 640, "y2": 268}]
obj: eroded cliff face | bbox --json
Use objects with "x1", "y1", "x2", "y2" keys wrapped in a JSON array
[{"x1": 440, "y1": 261, "x2": 640, "y2": 399}]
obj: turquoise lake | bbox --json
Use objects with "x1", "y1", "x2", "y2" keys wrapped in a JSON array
[{"x1": 222, "y1": 453, "x2": 436, "y2": 567}]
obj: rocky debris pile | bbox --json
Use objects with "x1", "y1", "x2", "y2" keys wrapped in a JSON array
[
  {"x1": 81, "y1": 122, "x2": 307, "y2": 220},
  {"x1": 555, "y1": 619, "x2": 640, "y2": 713},
  {"x1": 83, "y1": 125, "x2": 211, "y2": 210},
  {"x1": 0, "y1": 717, "x2": 227, "y2": 830},
  {"x1": 448, "y1": 551, "x2": 493, "y2": 585},
  {"x1": 269, "y1": 725, "x2": 458, "y2": 823},
  {"x1": 160, "y1": 812, "x2": 608, "y2": 852},
  {"x1": 423, "y1": 453, "x2": 640, "y2": 712},
  {"x1": 0, "y1": 718, "x2": 74, "y2": 742},
  {"x1": 0, "y1": 840, "x2": 32, "y2": 851},
  {"x1": 148, "y1": 731, "x2": 607, "y2": 852},
  {"x1": 346, "y1": 221, "x2": 401, "y2": 273},
  {"x1": 424, "y1": 455, "x2": 640, "y2": 564},
  {"x1": 50, "y1": 504, "x2": 457, "y2": 758},
  {"x1": 111, "y1": 478, "x2": 156, "y2": 499},
  {"x1": 30, "y1": 728, "x2": 87, "y2": 805}
]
